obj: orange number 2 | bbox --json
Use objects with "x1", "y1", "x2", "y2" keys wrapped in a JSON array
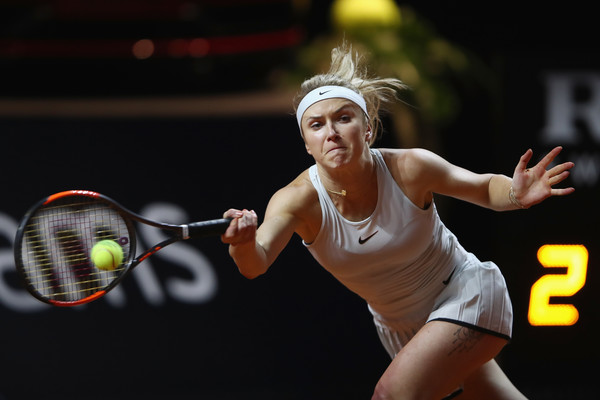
[{"x1": 528, "y1": 245, "x2": 588, "y2": 326}]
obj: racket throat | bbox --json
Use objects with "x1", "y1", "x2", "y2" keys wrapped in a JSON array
[{"x1": 181, "y1": 225, "x2": 190, "y2": 240}]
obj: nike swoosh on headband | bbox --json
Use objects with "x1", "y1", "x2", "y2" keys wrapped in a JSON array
[{"x1": 296, "y1": 85, "x2": 368, "y2": 130}]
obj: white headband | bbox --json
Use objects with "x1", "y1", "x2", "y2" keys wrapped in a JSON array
[{"x1": 296, "y1": 85, "x2": 368, "y2": 130}]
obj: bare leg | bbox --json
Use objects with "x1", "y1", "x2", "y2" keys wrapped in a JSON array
[
  {"x1": 371, "y1": 320, "x2": 509, "y2": 400},
  {"x1": 460, "y1": 359, "x2": 528, "y2": 400}
]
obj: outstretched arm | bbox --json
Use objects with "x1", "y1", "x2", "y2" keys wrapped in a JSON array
[{"x1": 393, "y1": 146, "x2": 574, "y2": 211}]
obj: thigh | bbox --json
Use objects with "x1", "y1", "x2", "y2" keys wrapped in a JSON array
[
  {"x1": 373, "y1": 320, "x2": 508, "y2": 400},
  {"x1": 460, "y1": 359, "x2": 528, "y2": 400}
]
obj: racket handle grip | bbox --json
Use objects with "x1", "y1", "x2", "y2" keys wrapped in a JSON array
[{"x1": 185, "y1": 218, "x2": 232, "y2": 238}]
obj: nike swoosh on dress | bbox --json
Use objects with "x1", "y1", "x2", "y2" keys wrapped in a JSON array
[{"x1": 358, "y1": 230, "x2": 379, "y2": 244}]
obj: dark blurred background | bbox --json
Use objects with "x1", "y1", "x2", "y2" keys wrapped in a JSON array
[{"x1": 0, "y1": 1, "x2": 597, "y2": 399}]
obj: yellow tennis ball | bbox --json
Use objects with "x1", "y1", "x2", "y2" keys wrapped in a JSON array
[{"x1": 91, "y1": 240, "x2": 124, "y2": 271}]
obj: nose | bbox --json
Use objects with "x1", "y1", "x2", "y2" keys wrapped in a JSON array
[{"x1": 325, "y1": 121, "x2": 338, "y2": 140}]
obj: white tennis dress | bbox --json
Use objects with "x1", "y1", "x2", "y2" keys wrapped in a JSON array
[{"x1": 304, "y1": 149, "x2": 513, "y2": 358}]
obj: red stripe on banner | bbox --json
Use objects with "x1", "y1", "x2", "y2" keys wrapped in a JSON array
[{"x1": 0, "y1": 27, "x2": 304, "y2": 59}]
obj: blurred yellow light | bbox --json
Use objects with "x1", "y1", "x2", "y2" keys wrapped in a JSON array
[
  {"x1": 331, "y1": 0, "x2": 401, "y2": 29},
  {"x1": 528, "y1": 245, "x2": 588, "y2": 326},
  {"x1": 132, "y1": 39, "x2": 154, "y2": 60}
]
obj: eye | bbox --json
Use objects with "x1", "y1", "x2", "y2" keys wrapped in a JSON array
[
  {"x1": 339, "y1": 114, "x2": 351, "y2": 122},
  {"x1": 309, "y1": 121, "x2": 322, "y2": 130}
]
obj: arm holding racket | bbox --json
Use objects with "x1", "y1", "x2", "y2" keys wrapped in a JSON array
[{"x1": 222, "y1": 208, "x2": 267, "y2": 279}]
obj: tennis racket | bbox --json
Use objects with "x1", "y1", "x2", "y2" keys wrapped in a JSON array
[{"x1": 13, "y1": 190, "x2": 231, "y2": 307}]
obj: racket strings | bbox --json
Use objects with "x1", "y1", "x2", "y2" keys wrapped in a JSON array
[{"x1": 19, "y1": 196, "x2": 132, "y2": 303}]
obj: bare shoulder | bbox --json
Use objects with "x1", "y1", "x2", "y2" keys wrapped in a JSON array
[
  {"x1": 378, "y1": 148, "x2": 438, "y2": 184},
  {"x1": 266, "y1": 168, "x2": 321, "y2": 242},
  {"x1": 269, "y1": 169, "x2": 317, "y2": 211},
  {"x1": 377, "y1": 148, "x2": 443, "y2": 208}
]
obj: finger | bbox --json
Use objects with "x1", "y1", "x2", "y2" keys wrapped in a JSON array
[
  {"x1": 548, "y1": 161, "x2": 575, "y2": 177},
  {"x1": 549, "y1": 170, "x2": 571, "y2": 186},
  {"x1": 537, "y1": 146, "x2": 564, "y2": 169},
  {"x1": 551, "y1": 187, "x2": 575, "y2": 196},
  {"x1": 227, "y1": 210, "x2": 257, "y2": 245},
  {"x1": 516, "y1": 148, "x2": 533, "y2": 173},
  {"x1": 221, "y1": 218, "x2": 239, "y2": 243},
  {"x1": 223, "y1": 208, "x2": 243, "y2": 219},
  {"x1": 236, "y1": 209, "x2": 258, "y2": 232}
]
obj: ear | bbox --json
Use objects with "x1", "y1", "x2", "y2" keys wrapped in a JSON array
[
  {"x1": 299, "y1": 130, "x2": 312, "y2": 155},
  {"x1": 365, "y1": 125, "x2": 373, "y2": 142}
]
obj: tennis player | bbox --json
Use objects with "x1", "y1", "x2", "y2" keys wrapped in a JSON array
[{"x1": 221, "y1": 44, "x2": 574, "y2": 399}]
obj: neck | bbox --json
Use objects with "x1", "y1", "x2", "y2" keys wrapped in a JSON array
[{"x1": 318, "y1": 152, "x2": 376, "y2": 200}]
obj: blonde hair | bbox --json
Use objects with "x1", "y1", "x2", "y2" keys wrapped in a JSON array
[{"x1": 293, "y1": 44, "x2": 407, "y2": 145}]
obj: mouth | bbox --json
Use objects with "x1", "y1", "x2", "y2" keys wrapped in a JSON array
[{"x1": 326, "y1": 146, "x2": 345, "y2": 154}]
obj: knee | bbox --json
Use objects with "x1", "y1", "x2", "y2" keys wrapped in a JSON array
[
  {"x1": 371, "y1": 383, "x2": 390, "y2": 400},
  {"x1": 371, "y1": 382, "x2": 397, "y2": 400},
  {"x1": 372, "y1": 381, "x2": 434, "y2": 400}
]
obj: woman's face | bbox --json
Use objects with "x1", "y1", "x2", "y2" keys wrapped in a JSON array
[{"x1": 301, "y1": 98, "x2": 371, "y2": 169}]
